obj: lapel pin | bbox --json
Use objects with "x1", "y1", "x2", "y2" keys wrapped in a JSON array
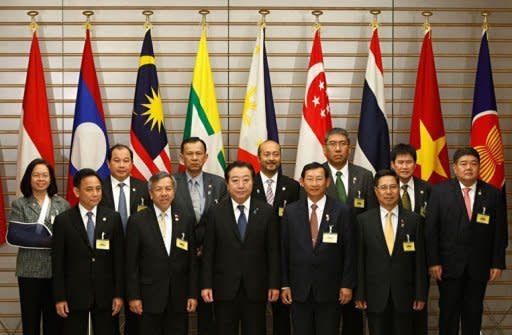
[
  {"x1": 208, "y1": 190, "x2": 212, "y2": 195},
  {"x1": 208, "y1": 184, "x2": 212, "y2": 188},
  {"x1": 352, "y1": 177, "x2": 357, "y2": 184},
  {"x1": 132, "y1": 187, "x2": 136, "y2": 192},
  {"x1": 181, "y1": 232, "x2": 185, "y2": 240},
  {"x1": 214, "y1": 198, "x2": 218, "y2": 204},
  {"x1": 256, "y1": 188, "x2": 261, "y2": 194},
  {"x1": 400, "y1": 219, "x2": 404, "y2": 228},
  {"x1": 174, "y1": 214, "x2": 180, "y2": 221},
  {"x1": 253, "y1": 207, "x2": 259, "y2": 215},
  {"x1": 282, "y1": 186, "x2": 286, "y2": 191},
  {"x1": 420, "y1": 190, "x2": 424, "y2": 194},
  {"x1": 325, "y1": 214, "x2": 330, "y2": 222},
  {"x1": 478, "y1": 190, "x2": 482, "y2": 196},
  {"x1": 102, "y1": 217, "x2": 107, "y2": 222}
]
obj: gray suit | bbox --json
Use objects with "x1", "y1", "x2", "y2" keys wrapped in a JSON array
[{"x1": 9, "y1": 195, "x2": 70, "y2": 278}]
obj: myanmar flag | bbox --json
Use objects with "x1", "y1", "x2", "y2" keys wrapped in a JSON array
[{"x1": 182, "y1": 26, "x2": 226, "y2": 176}]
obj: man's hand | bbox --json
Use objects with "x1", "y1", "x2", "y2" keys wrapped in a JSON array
[
  {"x1": 355, "y1": 300, "x2": 367, "y2": 310},
  {"x1": 187, "y1": 298, "x2": 198, "y2": 312},
  {"x1": 201, "y1": 289, "x2": 214, "y2": 303},
  {"x1": 111, "y1": 297, "x2": 123, "y2": 316},
  {"x1": 429, "y1": 265, "x2": 443, "y2": 281},
  {"x1": 281, "y1": 288, "x2": 292, "y2": 305},
  {"x1": 56, "y1": 301, "x2": 69, "y2": 318},
  {"x1": 129, "y1": 299, "x2": 143, "y2": 315},
  {"x1": 339, "y1": 288, "x2": 352, "y2": 305},
  {"x1": 489, "y1": 268, "x2": 502, "y2": 281},
  {"x1": 268, "y1": 289, "x2": 279, "y2": 302},
  {"x1": 413, "y1": 300, "x2": 425, "y2": 311}
]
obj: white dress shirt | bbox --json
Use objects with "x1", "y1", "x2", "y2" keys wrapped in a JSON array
[
  {"x1": 111, "y1": 176, "x2": 131, "y2": 212},
  {"x1": 307, "y1": 195, "x2": 327, "y2": 229},
  {"x1": 154, "y1": 205, "x2": 173, "y2": 255},
  {"x1": 328, "y1": 162, "x2": 349, "y2": 193}
]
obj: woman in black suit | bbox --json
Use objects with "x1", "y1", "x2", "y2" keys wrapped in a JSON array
[{"x1": 9, "y1": 158, "x2": 70, "y2": 335}]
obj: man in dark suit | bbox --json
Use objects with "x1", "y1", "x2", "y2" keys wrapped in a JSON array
[
  {"x1": 426, "y1": 147, "x2": 507, "y2": 335},
  {"x1": 281, "y1": 162, "x2": 354, "y2": 335},
  {"x1": 126, "y1": 171, "x2": 197, "y2": 335},
  {"x1": 252, "y1": 140, "x2": 300, "y2": 335},
  {"x1": 322, "y1": 127, "x2": 377, "y2": 335},
  {"x1": 100, "y1": 143, "x2": 150, "y2": 335},
  {"x1": 390, "y1": 143, "x2": 431, "y2": 335},
  {"x1": 201, "y1": 161, "x2": 280, "y2": 335},
  {"x1": 53, "y1": 168, "x2": 124, "y2": 335},
  {"x1": 173, "y1": 137, "x2": 227, "y2": 335},
  {"x1": 355, "y1": 169, "x2": 427, "y2": 335}
]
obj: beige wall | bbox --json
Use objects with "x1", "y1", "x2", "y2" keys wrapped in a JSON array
[{"x1": 0, "y1": 0, "x2": 510, "y2": 333}]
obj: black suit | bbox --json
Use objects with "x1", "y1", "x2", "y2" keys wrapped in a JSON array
[
  {"x1": 281, "y1": 196, "x2": 355, "y2": 335},
  {"x1": 173, "y1": 172, "x2": 227, "y2": 335},
  {"x1": 52, "y1": 206, "x2": 124, "y2": 335},
  {"x1": 403, "y1": 177, "x2": 431, "y2": 335},
  {"x1": 356, "y1": 208, "x2": 427, "y2": 335},
  {"x1": 101, "y1": 176, "x2": 149, "y2": 335},
  {"x1": 425, "y1": 179, "x2": 507, "y2": 335},
  {"x1": 252, "y1": 173, "x2": 300, "y2": 335},
  {"x1": 125, "y1": 206, "x2": 197, "y2": 335},
  {"x1": 323, "y1": 162, "x2": 376, "y2": 335},
  {"x1": 202, "y1": 197, "x2": 280, "y2": 335}
]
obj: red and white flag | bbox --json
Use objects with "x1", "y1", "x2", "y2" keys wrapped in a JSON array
[
  {"x1": 294, "y1": 29, "x2": 332, "y2": 179},
  {"x1": 16, "y1": 32, "x2": 54, "y2": 196}
]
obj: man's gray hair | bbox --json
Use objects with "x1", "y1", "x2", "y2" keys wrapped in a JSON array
[
  {"x1": 148, "y1": 171, "x2": 176, "y2": 191},
  {"x1": 324, "y1": 127, "x2": 351, "y2": 144}
]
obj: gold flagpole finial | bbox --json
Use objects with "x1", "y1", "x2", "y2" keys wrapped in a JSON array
[
  {"x1": 258, "y1": 9, "x2": 270, "y2": 28},
  {"x1": 422, "y1": 11, "x2": 432, "y2": 32},
  {"x1": 481, "y1": 11, "x2": 490, "y2": 32},
  {"x1": 82, "y1": 10, "x2": 94, "y2": 30},
  {"x1": 312, "y1": 10, "x2": 323, "y2": 31},
  {"x1": 143, "y1": 10, "x2": 154, "y2": 30},
  {"x1": 370, "y1": 9, "x2": 381, "y2": 29},
  {"x1": 199, "y1": 9, "x2": 210, "y2": 29},
  {"x1": 27, "y1": 10, "x2": 39, "y2": 33}
]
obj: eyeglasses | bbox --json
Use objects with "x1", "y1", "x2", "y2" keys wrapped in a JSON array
[{"x1": 376, "y1": 184, "x2": 399, "y2": 191}]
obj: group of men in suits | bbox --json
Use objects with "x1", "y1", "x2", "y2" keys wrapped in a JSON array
[{"x1": 49, "y1": 129, "x2": 507, "y2": 335}]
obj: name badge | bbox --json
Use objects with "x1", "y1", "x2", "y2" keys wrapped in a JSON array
[
  {"x1": 96, "y1": 239, "x2": 110, "y2": 250},
  {"x1": 403, "y1": 234, "x2": 415, "y2": 252},
  {"x1": 420, "y1": 206, "x2": 426, "y2": 218},
  {"x1": 176, "y1": 233, "x2": 188, "y2": 251},
  {"x1": 323, "y1": 233, "x2": 338, "y2": 244},
  {"x1": 354, "y1": 198, "x2": 365, "y2": 208},
  {"x1": 137, "y1": 197, "x2": 148, "y2": 212},
  {"x1": 476, "y1": 207, "x2": 490, "y2": 224},
  {"x1": 278, "y1": 207, "x2": 284, "y2": 217}
]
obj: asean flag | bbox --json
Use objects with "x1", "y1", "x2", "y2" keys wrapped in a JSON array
[{"x1": 66, "y1": 28, "x2": 110, "y2": 206}]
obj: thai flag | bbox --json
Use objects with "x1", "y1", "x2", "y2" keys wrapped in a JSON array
[
  {"x1": 66, "y1": 29, "x2": 110, "y2": 206},
  {"x1": 353, "y1": 27, "x2": 390, "y2": 174}
]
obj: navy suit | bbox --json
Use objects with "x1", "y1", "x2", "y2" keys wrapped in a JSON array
[
  {"x1": 281, "y1": 196, "x2": 355, "y2": 335},
  {"x1": 425, "y1": 179, "x2": 507, "y2": 335}
]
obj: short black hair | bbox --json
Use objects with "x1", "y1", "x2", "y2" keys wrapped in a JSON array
[
  {"x1": 108, "y1": 144, "x2": 133, "y2": 161},
  {"x1": 300, "y1": 162, "x2": 329, "y2": 179},
  {"x1": 20, "y1": 158, "x2": 58, "y2": 198},
  {"x1": 453, "y1": 147, "x2": 480, "y2": 164},
  {"x1": 180, "y1": 137, "x2": 207, "y2": 153},
  {"x1": 324, "y1": 127, "x2": 351, "y2": 145},
  {"x1": 73, "y1": 168, "x2": 101, "y2": 188},
  {"x1": 374, "y1": 169, "x2": 399, "y2": 187},
  {"x1": 225, "y1": 161, "x2": 255, "y2": 181},
  {"x1": 390, "y1": 143, "x2": 417, "y2": 162},
  {"x1": 148, "y1": 171, "x2": 176, "y2": 191}
]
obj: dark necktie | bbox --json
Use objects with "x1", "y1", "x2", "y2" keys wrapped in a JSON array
[
  {"x1": 401, "y1": 184, "x2": 412, "y2": 211},
  {"x1": 86, "y1": 212, "x2": 95, "y2": 247},
  {"x1": 335, "y1": 171, "x2": 347, "y2": 203},
  {"x1": 238, "y1": 205, "x2": 247, "y2": 240},
  {"x1": 118, "y1": 182, "x2": 128, "y2": 232},
  {"x1": 310, "y1": 204, "x2": 319, "y2": 247}
]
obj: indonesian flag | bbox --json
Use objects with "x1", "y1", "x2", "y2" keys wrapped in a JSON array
[
  {"x1": 237, "y1": 25, "x2": 277, "y2": 172},
  {"x1": 294, "y1": 29, "x2": 332, "y2": 180},
  {"x1": 409, "y1": 29, "x2": 450, "y2": 184},
  {"x1": 16, "y1": 32, "x2": 54, "y2": 196},
  {"x1": 470, "y1": 30, "x2": 504, "y2": 189}
]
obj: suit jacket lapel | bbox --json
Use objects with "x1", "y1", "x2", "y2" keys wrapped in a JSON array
[
  {"x1": 472, "y1": 181, "x2": 484, "y2": 222},
  {"x1": 103, "y1": 180, "x2": 115, "y2": 209},
  {"x1": 226, "y1": 199, "x2": 243, "y2": 242},
  {"x1": 298, "y1": 199, "x2": 315, "y2": 251},
  {"x1": 274, "y1": 174, "x2": 286, "y2": 208},
  {"x1": 392, "y1": 211, "x2": 407, "y2": 257},
  {"x1": 150, "y1": 207, "x2": 172, "y2": 256},
  {"x1": 314, "y1": 198, "x2": 334, "y2": 251},
  {"x1": 451, "y1": 179, "x2": 470, "y2": 224},
  {"x1": 372, "y1": 209, "x2": 390, "y2": 256},
  {"x1": 178, "y1": 175, "x2": 195, "y2": 214},
  {"x1": 72, "y1": 207, "x2": 92, "y2": 248}
]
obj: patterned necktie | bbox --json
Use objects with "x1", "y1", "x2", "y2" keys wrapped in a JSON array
[
  {"x1": 310, "y1": 204, "x2": 319, "y2": 247},
  {"x1": 86, "y1": 212, "x2": 95, "y2": 247},
  {"x1": 190, "y1": 179, "x2": 202, "y2": 222},
  {"x1": 265, "y1": 179, "x2": 275, "y2": 205},
  {"x1": 463, "y1": 187, "x2": 472, "y2": 220},
  {"x1": 384, "y1": 211, "x2": 394, "y2": 255},
  {"x1": 335, "y1": 171, "x2": 347, "y2": 203},
  {"x1": 158, "y1": 212, "x2": 167, "y2": 240},
  {"x1": 401, "y1": 184, "x2": 412, "y2": 211},
  {"x1": 118, "y1": 182, "x2": 128, "y2": 232},
  {"x1": 237, "y1": 205, "x2": 247, "y2": 240}
]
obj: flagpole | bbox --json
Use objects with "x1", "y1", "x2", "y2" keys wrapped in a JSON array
[
  {"x1": 27, "y1": 10, "x2": 39, "y2": 33},
  {"x1": 422, "y1": 10, "x2": 432, "y2": 33},
  {"x1": 143, "y1": 10, "x2": 153, "y2": 31},
  {"x1": 370, "y1": 9, "x2": 380, "y2": 30},
  {"x1": 83, "y1": 10, "x2": 94, "y2": 31},
  {"x1": 199, "y1": 8, "x2": 210, "y2": 30},
  {"x1": 259, "y1": 9, "x2": 269, "y2": 27},
  {"x1": 481, "y1": 11, "x2": 490, "y2": 34},
  {"x1": 312, "y1": 10, "x2": 323, "y2": 31}
]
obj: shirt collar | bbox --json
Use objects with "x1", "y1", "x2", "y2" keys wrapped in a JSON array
[
  {"x1": 78, "y1": 203, "x2": 97, "y2": 218},
  {"x1": 153, "y1": 204, "x2": 172, "y2": 219},
  {"x1": 400, "y1": 178, "x2": 414, "y2": 190},
  {"x1": 186, "y1": 171, "x2": 204, "y2": 185},
  {"x1": 307, "y1": 195, "x2": 327, "y2": 211},
  {"x1": 111, "y1": 176, "x2": 130, "y2": 188},
  {"x1": 380, "y1": 205, "x2": 399, "y2": 217},
  {"x1": 459, "y1": 181, "x2": 477, "y2": 193},
  {"x1": 231, "y1": 197, "x2": 251, "y2": 212},
  {"x1": 328, "y1": 162, "x2": 348, "y2": 178},
  {"x1": 261, "y1": 172, "x2": 278, "y2": 185}
]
